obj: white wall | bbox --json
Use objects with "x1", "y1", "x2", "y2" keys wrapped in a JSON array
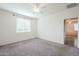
[
  {"x1": 38, "y1": 6, "x2": 79, "y2": 47},
  {"x1": 0, "y1": 10, "x2": 37, "y2": 46}
]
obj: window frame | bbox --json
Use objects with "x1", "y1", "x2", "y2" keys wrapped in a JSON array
[{"x1": 16, "y1": 17, "x2": 32, "y2": 33}]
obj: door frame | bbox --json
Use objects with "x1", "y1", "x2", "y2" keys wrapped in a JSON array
[{"x1": 64, "y1": 17, "x2": 78, "y2": 46}]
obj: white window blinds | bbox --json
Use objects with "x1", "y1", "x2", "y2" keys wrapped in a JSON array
[{"x1": 16, "y1": 17, "x2": 31, "y2": 32}]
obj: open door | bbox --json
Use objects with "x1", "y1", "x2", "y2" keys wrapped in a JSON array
[{"x1": 64, "y1": 17, "x2": 78, "y2": 47}]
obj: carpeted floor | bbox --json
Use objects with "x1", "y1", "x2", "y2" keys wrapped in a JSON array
[{"x1": 0, "y1": 38, "x2": 79, "y2": 56}]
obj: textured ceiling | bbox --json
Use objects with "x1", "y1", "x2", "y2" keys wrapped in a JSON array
[{"x1": 0, "y1": 3, "x2": 70, "y2": 17}]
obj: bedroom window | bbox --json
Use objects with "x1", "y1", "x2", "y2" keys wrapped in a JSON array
[{"x1": 16, "y1": 17, "x2": 31, "y2": 32}]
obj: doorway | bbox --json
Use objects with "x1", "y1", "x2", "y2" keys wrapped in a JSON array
[{"x1": 64, "y1": 17, "x2": 78, "y2": 47}]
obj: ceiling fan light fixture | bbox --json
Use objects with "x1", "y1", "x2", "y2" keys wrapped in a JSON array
[{"x1": 33, "y1": 5, "x2": 40, "y2": 12}]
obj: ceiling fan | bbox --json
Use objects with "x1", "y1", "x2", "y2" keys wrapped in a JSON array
[{"x1": 32, "y1": 3, "x2": 47, "y2": 13}]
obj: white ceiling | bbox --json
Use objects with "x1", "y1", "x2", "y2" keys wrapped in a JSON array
[{"x1": 0, "y1": 3, "x2": 70, "y2": 17}]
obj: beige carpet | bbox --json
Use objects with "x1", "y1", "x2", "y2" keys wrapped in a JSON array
[{"x1": 0, "y1": 38, "x2": 79, "y2": 56}]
